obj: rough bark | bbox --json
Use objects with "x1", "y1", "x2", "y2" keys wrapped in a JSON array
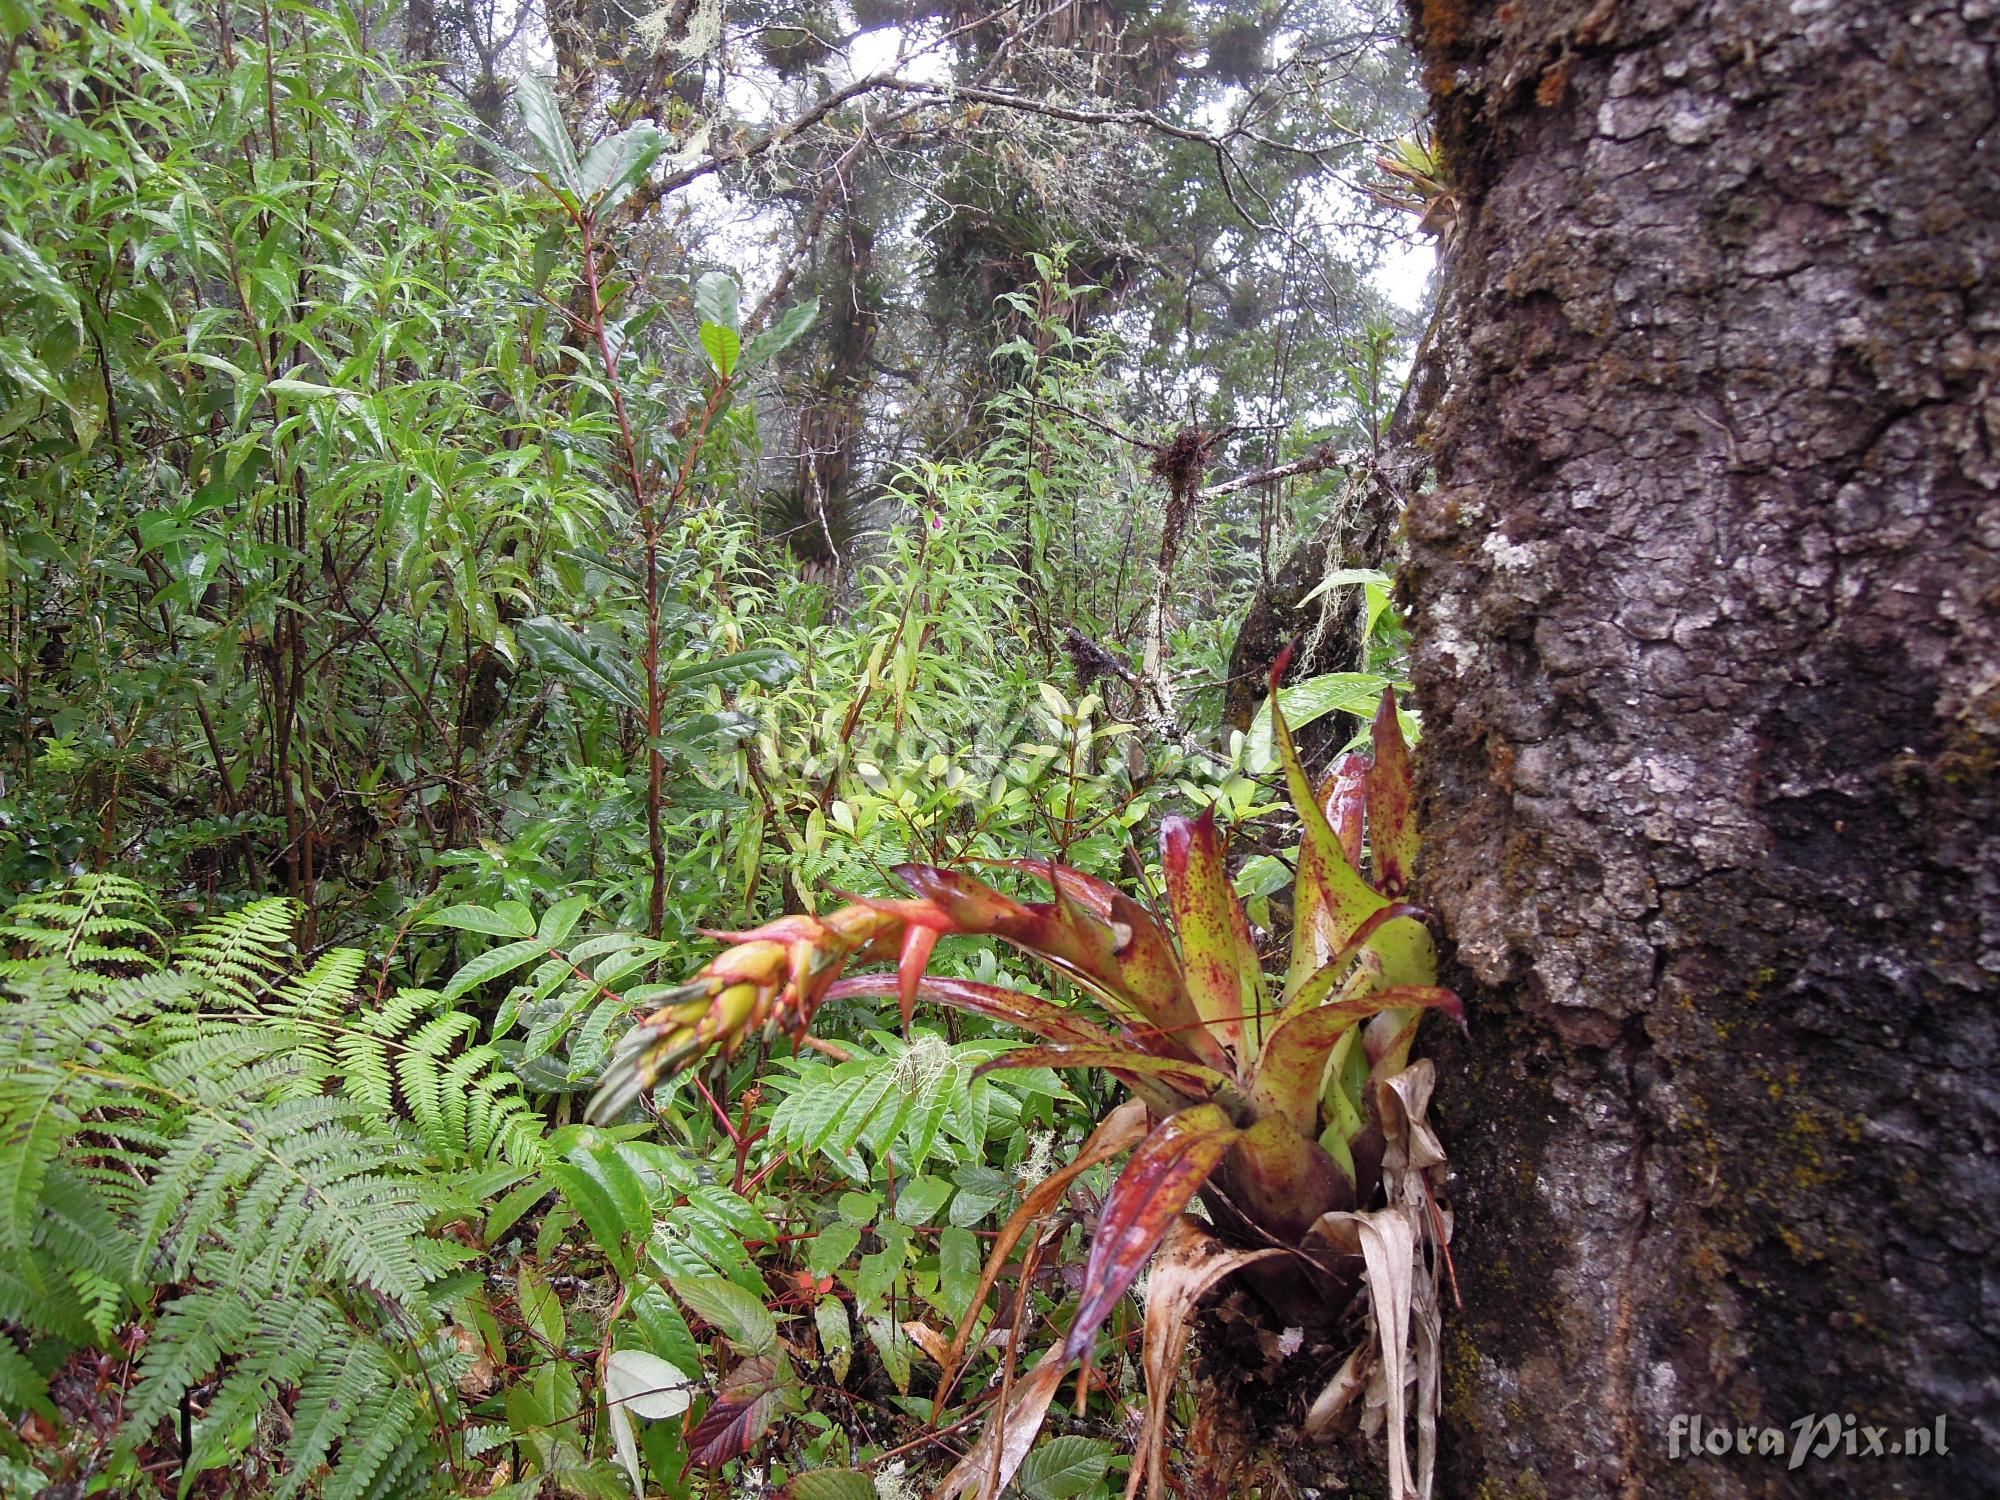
[{"x1": 1400, "y1": 2, "x2": 2000, "y2": 1496}]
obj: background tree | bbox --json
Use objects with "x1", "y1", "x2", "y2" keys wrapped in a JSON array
[{"x1": 1395, "y1": 1, "x2": 2000, "y2": 1494}]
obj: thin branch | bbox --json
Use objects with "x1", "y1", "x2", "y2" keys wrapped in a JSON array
[{"x1": 1199, "y1": 443, "x2": 1350, "y2": 500}]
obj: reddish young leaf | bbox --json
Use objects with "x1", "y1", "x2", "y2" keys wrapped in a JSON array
[
  {"x1": 1161, "y1": 809, "x2": 1259, "y2": 1069},
  {"x1": 895, "y1": 923, "x2": 938, "y2": 1035},
  {"x1": 1251, "y1": 985, "x2": 1464, "y2": 1137},
  {"x1": 1064, "y1": 1104, "x2": 1240, "y2": 1363},
  {"x1": 981, "y1": 858, "x2": 1121, "y2": 919},
  {"x1": 1366, "y1": 686, "x2": 1419, "y2": 896},
  {"x1": 686, "y1": 1353, "x2": 791, "y2": 1467}
]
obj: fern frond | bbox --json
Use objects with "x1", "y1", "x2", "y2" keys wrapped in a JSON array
[{"x1": 172, "y1": 897, "x2": 298, "y2": 1007}]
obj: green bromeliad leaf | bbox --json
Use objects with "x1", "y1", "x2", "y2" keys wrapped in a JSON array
[{"x1": 1250, "y1": 985, "x2": 1464, "y2": 1139}]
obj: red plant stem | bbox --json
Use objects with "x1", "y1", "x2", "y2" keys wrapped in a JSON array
[{"x1": 689, "y1": 1072, "x2": 741, "y2": 1145}]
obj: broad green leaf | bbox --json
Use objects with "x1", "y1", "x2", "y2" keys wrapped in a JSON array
[
  {"x1": 537, "y1": 895, "x2": 589, "y2": 946},
  {"x1": 740, "y1": 297, "x2": 818, "y2": 371},
  {"x1": 806, "y1": 1221, "x2": 861, "y2": 1277},
  {"x1": 1015, "y1": 1435, "x2": 1116, "y2": 1500},
  {"x1": 893, "y1": 1175, "x2": 951, "y2": 1226},
  {"x1": 937, "y1": 1227, "x2": 980, "y2": 1323},
  {"x1": 545, "y1": 1160, "x2": 637, "y2": 1277},
  {"x1": 426, "y1": 904, "x2": 536, "y2": 939},
  {"x1": 693, "y1": 271, "x2": 740, "y2": 334},
  {"x1": 698, "y1": 321, "x2": 739, "y2": 378},
  {"x1": 628, "y1": 1286, "x2": 702, "y2": 1377},
  {"x1": 669, "y1": 1274, "x2": 777, "y2": 1356},
  {"x1": 667, "y1": 645, "x2": 798, "y2": 690},
  {"x1": 579, "y1": 123, "x2": 666, "y2": 208},
  {"x1": 521, "y1": 615, "x2": 643, "y2": 712},
  {"x1": 516, "y1": 74, "x2": 582, "y2": 195}
]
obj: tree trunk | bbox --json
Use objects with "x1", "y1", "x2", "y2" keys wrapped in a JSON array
[{"x1": 1400, "y1": 2, "x2": 2000, "y2": 1496}]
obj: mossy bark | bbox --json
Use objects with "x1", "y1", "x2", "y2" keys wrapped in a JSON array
[{"x1": 1399, "y1": 2, "x2": 2000, "y2": 1496}]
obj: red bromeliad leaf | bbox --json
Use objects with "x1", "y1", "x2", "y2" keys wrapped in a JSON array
[
  {"x1": 1161, "y1": 809, "x2": 1259, "y2": 1070},
  {"x1": 892, "y1": 864, "x2": 1234, "y2": 1076},
  {"x1": 1316, "y1": 752, "x2": 1371, "y2": 869},
  {"x1": 1366, "y1": 686, "x2": 1419, "y2": 897},
  {"x1": 896, "y1": 924, "x2": 939, "y2": 1034},
  {"x1": 687, "y1": 1353, "x2": 793, "y2": 1467},
  {"x1": 933, "y1": 1100, "x2": 1149, "y2": 1403},
  {"x1": 1064, "y1": 1104, "x2": 1240, "y2": 1363},
  {"x1": 1251, "y1": 984, "x2": 1464, "y2": 1137},
  {"x1": 971, "y1": 1045, "x2": 1233, "y2": 1101},
  {"x1": 981, "y1": 858, "x2": 1121, "y2": 919}
]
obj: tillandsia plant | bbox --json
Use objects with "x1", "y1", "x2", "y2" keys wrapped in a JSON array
[{"x1": 589, "y1": 654, "x2": 1462, "y2": 1499}]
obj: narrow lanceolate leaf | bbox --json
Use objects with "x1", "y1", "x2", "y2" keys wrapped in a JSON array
[
  {"x1": 1161, "y1": 810, "x2": 1259, "y2": 1068},
  {"x1": 1064, "y1": 1104, "x2": 1240, "y2": 1363},
  {"x1": 1366, "y1": 685, "x2": 1419, "y2": 896},
  {"x1": 1316, "y1": 752, "x2": 1371, "y2": 869},
  {"x1": 1251, "y1": 985, "x2": 1464, "y2": 1138},
  {"x1": 1267, "y1": 652, "x2": 1390, "y2": 996}
]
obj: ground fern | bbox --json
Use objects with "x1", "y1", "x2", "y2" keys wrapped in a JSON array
[{"x1": 0, "y1": 882, "x2": 548, "y2": 1495}]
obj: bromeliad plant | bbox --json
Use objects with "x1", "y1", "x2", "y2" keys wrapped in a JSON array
[{"x1": 590, "y1": 658, "x2": 1461, "y2": 1498}]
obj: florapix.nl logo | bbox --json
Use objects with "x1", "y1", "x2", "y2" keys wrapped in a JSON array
[{"x1": 1668, "y1": 1413, "x2": 1952, "y2": 1471}]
